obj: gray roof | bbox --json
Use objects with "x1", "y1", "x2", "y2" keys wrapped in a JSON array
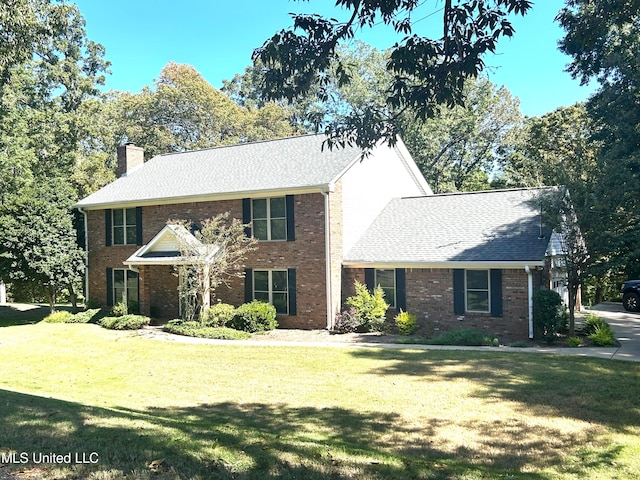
[
  {"x1": 77, "y1": 135, "x2": 365, "y2": 208},
  {"x1": 344, "y1": 188, "x2": 554, "y2": 266}
]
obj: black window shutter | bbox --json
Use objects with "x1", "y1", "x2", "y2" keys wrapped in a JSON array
[
  {"x1": 242, "y1": 198, "x2": 251, "y2": 238},
  {"x1": 364, "y1": 268, "x2": 375, "y2": 290},
  {"x1": 286, "y1": 195, "x2": 295, "y2": 241},
  {"x1": 106, "y1": 268, "x2": 113, "y2": 306},
  {"x1": 105, "y1": 209, "x2": 112, "y2": 247},
  {"x1": 395, "y1": 268, "x2": 406, "y2": 311},
  {"x1": 453, "y1": 269, "x2": 465, "y2": 315},
  {"x1": 288, "y1": 268, "x2": 297, "y2": 316},
  {"x1": 244, "y1": 268, "x2": 253, "y2": 303},
  {"x1": 490, "y1": 269, "x2": 503, "y2": 317},
  {"x1": 135, "y1": 207, "x2": 143, "y2": 246}
]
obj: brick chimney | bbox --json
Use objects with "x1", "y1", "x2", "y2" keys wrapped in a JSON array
[{"x1": 116, "y1": 143, "x2": 144, "y2": 177}]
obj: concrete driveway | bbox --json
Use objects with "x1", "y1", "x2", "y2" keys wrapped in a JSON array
[{"x1": 588, "y1": 302, "x2": 640, "y2": 362}]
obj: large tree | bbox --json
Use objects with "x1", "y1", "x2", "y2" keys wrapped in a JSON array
[
  {"x1": 111, "y1": 63, "x2": 298, "y2": 160},
  {"x1": 558, "y1": 0, "x2": 640, "y2": 279},
  {"x1": 0, "y1": 179, "x2": 85, "y2": 312},
  {"x1": 253, "y1": 0, "x2": 532, "y2": 151}
]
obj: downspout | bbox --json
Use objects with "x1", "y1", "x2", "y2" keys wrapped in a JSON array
[
  {"x1": 322, "y1": 189, "x2": 333, "y2": 331},
  {"x1": 78, "y1": 207, "x2": 89, "y2": 305},
  {"x1": 525, "y1": 266, "x2": 534, "y2": 339}
]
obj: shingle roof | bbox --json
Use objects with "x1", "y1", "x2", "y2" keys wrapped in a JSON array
[
  {"x1": 344, "y1": 188, "x2": 554, "y2": 266},
  {"x1": 76, "y1": 135, "x2": 365, "y2": 208}
]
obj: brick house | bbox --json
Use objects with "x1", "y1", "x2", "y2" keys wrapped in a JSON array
[{"x1": 76, "y1": 134, "x2": 557, "y2": 339}]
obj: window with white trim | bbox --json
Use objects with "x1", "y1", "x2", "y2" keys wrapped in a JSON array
[
  {"x1": 112, "y1": 208, "x2": 137, "y2": 245},
  {"x1": 465, "y1": 270, "x2": 490, "y2": 312},
  {"x1": 252, "y1": 197, "x2": 286, "y2": 241},
  {"x1": 375, "y1": 269, "x2": 396, "y2": 308},
  {"x1": 253, "y1": 269, "x2": 289, "y2": 314},
  {"x1": 113, "y1": 269, "x2": 139, "y2": 312}
]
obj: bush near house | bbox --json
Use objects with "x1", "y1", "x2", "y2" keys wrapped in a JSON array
[
  {"x1": 332, "y1": 307, "x2": 361, "y2": 333},
  {"x1": 345, "y1": 281, "x2": 389, "y2": 332},
  {"x1": 228, "y1": 301, "x2": 278, "y2": 333},
  {"x1": 98, "y1": 314, "x2": 150, "y2": 330},
  {"x1": 200, "y1": 302, "x2": 236, "y2": 327},
  {"x1": 164, "y1": 320, "x2": 251, "y2": 340},
  {"x1": 395, "y1": 310, "x2": 417, "y2": 335},
  {"x1": 43, "y1": 311, "x2": 74, "y2": 323},
  {"x1": 533, "y1": 289, "x2": 565, "y2": 343}
]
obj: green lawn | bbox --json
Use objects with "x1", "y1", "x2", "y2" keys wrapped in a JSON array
[{"x1": 0, "y1": 320, "x2": 639, "y2": 479}]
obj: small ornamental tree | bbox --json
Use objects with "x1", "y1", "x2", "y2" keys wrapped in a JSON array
[
  {"x1": 171, "y1": 213, "x2": 257, "y2": 321},
  {"x1": 346, "y1": 280, "x2": 389, "y2": 332}
]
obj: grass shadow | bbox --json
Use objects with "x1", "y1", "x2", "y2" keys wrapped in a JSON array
[
  {"x1": 0, "y1": 386, "x2": 632, "y2": 479},
  {"x1": 349, "y1": 349, "x2": 640, "y2": 432},
  {"x1": 0, "y1": 304, "x2": 56, "y2": 327}
]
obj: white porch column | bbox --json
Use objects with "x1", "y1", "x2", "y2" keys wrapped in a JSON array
[{"x1": 0, "y1": 280, "x2": 6, "y2": 304}]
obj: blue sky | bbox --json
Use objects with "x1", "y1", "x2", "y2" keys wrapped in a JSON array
[{"x1": 73, "y1": 0, "x2": 596, "y2": 118}]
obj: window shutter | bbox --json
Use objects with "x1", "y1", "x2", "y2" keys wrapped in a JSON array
[
  {"x1": 286, "y1": 195, "x2": 295, "y2": 241},
  {"x1": 106, "y1": 268, "x2": 113, "y2": 306},
  {"x1": 364, "y1": 268, "x2": 375, "y2": 290},
  {"x1": 396, "y1": 268, "x2": 406, "y2": 311},
  {"x1": 242, "y1": 198, "x2": 251, "y2": 238},
  {"x1": 244, "y1": 268, "x2": 253, "y2": 303},
  {"x1": 453, "y1": 269, "x2": 465, "y2": 315},
  {"x1": 490, "y1": 269, "x2": 503, "y2": 317},
  {"x1": 135, "y1": 207, "x2": 143, "y2": 246},
  {"x1": 287, "y1": 268, "x2": 297, "y2": 316},
  {"x1": 105, "y1": 209, "x2": 112, "y2": 247}
]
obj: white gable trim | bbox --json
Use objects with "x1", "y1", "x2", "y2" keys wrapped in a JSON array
[{"x1": 124, "y1": 224, "x2": 220, "y2": 266}]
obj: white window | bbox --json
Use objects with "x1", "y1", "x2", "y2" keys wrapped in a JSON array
[
  {"x1": 113, "y1": 208, "x2": 137, "y2": 245},
  {"x1": 252, "y1": 198, "x2": 286, "y2": 241},
  {"x1": 113, "y1": 269, "x2": 139, "y2": 312},
  {"x1": 253, "y1": 269, "x2": 288, "y2": 314},
  {"x1": 465, "y1": 270, "x2": 490, "y2": 313},
  {"x1": 375, "y1": 269, "x2": 396, "y2": 308}
]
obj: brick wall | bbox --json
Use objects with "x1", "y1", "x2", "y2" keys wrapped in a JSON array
[
  {"x1": 85, "y1": 192, "x2": 332, "y2": 329},
  {"x1": 342, "y1": 267, "x2": 544, "y2": 341}
]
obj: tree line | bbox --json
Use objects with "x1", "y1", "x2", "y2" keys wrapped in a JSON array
[{"x1": 0, "y1": 0, "x2": 637, "y2": 311}]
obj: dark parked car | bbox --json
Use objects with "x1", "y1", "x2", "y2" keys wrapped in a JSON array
[{"x1": 621, "y1": 280, "x2": 640, "y2": 312}]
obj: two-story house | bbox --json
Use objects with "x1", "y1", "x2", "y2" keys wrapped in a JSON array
[
  {"x1": 76, "y1": 134, "x2": 556, "y2": 340},
  {"x1": 75, "y1": 134, "x2": 431, "y2": 330}
]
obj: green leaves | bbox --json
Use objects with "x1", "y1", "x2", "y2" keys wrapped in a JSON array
[{"x1": 253, "y1": 0, "x2": 532, "y2": 151}]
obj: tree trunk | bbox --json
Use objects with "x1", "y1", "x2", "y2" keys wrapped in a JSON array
[
  {"x1": 47, "y1": 285, "x2": 57, "y2": 314},
  {"x1": 68, "y1": 282, "x2": 78, "y2": 313}
]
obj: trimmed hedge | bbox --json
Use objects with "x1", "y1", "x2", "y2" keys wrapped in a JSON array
[
  {"x1": 43, "y1": 311, "x2": 74, "y2": 323},
  {"x1": 228, "y1": 301, "x2": 278, "y2": 333},
  {"x1": 99, "y1": 314, "x2": 150, "y2": 330},
  {"x1": 164, "y1": 320, "x2": 251, "y2": 340},
  {"x1": 200, "y1": 303, "x2": 236, "y2": 327}
]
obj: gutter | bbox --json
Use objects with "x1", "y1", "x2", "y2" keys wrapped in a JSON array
[
  {"x1": 78, "y1": 207, "x2": 89, "y2": 305},
  {"x1": 322, "y1": 188, "x2": 333, "y2": 331},
  {"x1": 525, "y1": 265, "x2": 534, "y2": 339}
]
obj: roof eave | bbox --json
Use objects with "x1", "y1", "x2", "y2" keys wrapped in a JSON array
[
  {"x1": 342, "y1": 260, "x2": 546, "y2": 269},
  {"x1": 75, "y1": 184, "x2": 333, "y2": 210}
]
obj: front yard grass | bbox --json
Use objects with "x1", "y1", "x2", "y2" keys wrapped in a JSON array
[{"x1": 0, "y1": 322, "x2": 639, "y2": 479}]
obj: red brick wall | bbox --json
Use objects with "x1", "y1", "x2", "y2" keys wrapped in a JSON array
[
  {"x1": 342, "y1": 267, "x2": 543, "y2": 341},
  {"x1": 85, "y1": 193, "x2": 331, "y2": 328}
]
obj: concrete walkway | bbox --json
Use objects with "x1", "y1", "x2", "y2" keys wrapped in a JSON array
[{"x1": 138, "y1": 303, "x2": 640, "y2": 362}]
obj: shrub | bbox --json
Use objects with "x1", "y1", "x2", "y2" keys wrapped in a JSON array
[
  {"x1": 43, "y1": 311, "x2": 73, "y2": 323},
  {"x1": 99, "y1": 314, "x2": 150, "y2": 330},
  {"x1": 68, "y1": 308, "x2": 107, "y2": 324},
  {"x1": 333, "y1": 307, "x2": 361, "y2": 333},
  {"x1": 567, "y1": 337, "x2": 582, "y2": 348},
  {"x1": 589, "y1": 325, "x2": 616, "y2": 346},
  {"x1": 111, "y1": 302, "x2": 128, "y2": 317},
  {"x1": 229, "y1": 301, "x2": 278, "y2": 333},
  {"x1": 533, "y1": 289, "x2": 564, "y2": 343},
  {"x1": 200, "y1": 303, "x2": 236, "y2": 327},
  {"x1": 395, "y1": 310, "x2": 417, "y2": 335},
  {"x1": 429, "y1": 328, "x2": 497, "y2": 346},
  {"x1": 346, "y1": 281, "x2": 389, "y2": 332},
  {"x1": 164, "y1": 320, "x2": 251, "y2": 340}
]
